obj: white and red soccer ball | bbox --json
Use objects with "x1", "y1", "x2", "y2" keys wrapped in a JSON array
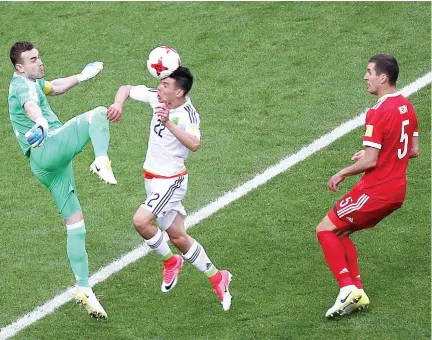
[{"x1": 147, "y1": 46, "x2": 181, "y2": 80}]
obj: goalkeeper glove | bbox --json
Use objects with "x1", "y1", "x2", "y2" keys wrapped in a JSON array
[
  {"x1": 25, "y1": 117, "x2": 48, "y2": 147},
  {"x1": 76, "y1": 62, "x2": 104, "y2": 83}
]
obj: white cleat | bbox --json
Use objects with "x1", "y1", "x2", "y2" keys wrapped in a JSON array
[
  {"x1": 74, "y1": 287, "x2": 108, "y2": 320},
  {"x1": 90, "y1": 157, "x2": 117, "y2": 185},
  {"x1": 325, "y1": 285, "x2": 362, "y2": 318},
  {"x1": 350, "y1": 288, "x2": 370, "y2": 313}
]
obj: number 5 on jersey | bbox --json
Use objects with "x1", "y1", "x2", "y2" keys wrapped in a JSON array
[{"x1": 398, "y1": 119, "x2": 409, "y2": 159}]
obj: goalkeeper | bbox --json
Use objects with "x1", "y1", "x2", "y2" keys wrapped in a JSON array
[{"x1": 7, "y1": 41, "x2": 116, "y2": 319}]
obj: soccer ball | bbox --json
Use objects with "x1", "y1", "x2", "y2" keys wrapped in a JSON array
[{"x1": 147, "y1": 46, "x2": 181, "y2": 80}]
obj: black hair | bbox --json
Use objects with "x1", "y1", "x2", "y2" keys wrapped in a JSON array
[
  {"x1": 10, "y1": 41, "x2": 35, "y2": 66},
  {"x1": 168, "y1": 66, "x2": 193, "y2": 95},
  {"x1": 368, "y1": 54, "x2": 399, "y2": 86}
]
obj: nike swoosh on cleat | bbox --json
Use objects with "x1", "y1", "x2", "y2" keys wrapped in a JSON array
[
  {"x1": 95, "y1": 165, "x2": 101, "y2": 172},
  {"x1": 164, "y1": 279, "x2": 175, "y2": 291},
  {"x1": 340, "y1": 292, "x2": 352, "y2": 303}
]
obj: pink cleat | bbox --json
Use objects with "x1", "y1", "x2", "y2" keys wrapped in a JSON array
[
  {"x1": 161, "y1": 254, "x2": 184, "y2": 292},
  {"x1": 212, "y1": 270, "x2": 233, "y2": 311}
]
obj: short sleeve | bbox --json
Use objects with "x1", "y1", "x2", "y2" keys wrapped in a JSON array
[
  {"x1": 130, "y1": 85, "x2": 157, "y2": 103},
  {"x1": 183, "y1": 107, "x2": 201, "y2": 140},
  {"x1": 413, "y1": 114, "x2": 419, "y2": 137},
  {"x1": 37, "y1": 78, "x2": 46, "y2": 89},
  {"x1": 15, "y1": 78, "x2": 38, "y2": 107},
  {"x1": 363, "y1": 109, "x2": 385, "y2": 150}
]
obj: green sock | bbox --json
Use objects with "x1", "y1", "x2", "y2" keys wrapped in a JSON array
[
  {"x1": 89, "y1": 106, "x2": 110, "y2": 158},
  {"x1": 162, "y1": 251, "x2": 174, "y2": 261},
  {"x1": 67, "y1": 225, "x2": 89, "y2": 287},
  {"x1": 204, "y1": 266, "x2": 218, "y2": 278}
]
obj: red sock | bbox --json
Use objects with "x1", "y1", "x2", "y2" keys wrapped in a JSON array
[
  {"x1": 339, "y1": 236, "x2": 362, "y2": 289},
  {"x1": 208, "y1": 271, "x2": 222, "y2": 285},
  {"x1": 317, "y1": 230, "x2": 353, "y2": 288},
  {"x1": 163, "y1": 255, "x2": 178, "y2": 268}
]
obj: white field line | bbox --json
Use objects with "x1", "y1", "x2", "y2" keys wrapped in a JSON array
[{"x1": 1, "y1": 71, "x2": 431, "y2": 339}]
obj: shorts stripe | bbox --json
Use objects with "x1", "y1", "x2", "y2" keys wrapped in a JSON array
[
  {"x1": 337, "y1": 195, "x2": 370, "y2": 218},
  {"x1": 337, "y1": 194, "x2": 367, "y2": 216},
  {"x1": 337, "y1": 194, "x2": 369, "y2": 217},
  {"x1": 152, "y1": 176, "x2": 184, "y2": 216}
]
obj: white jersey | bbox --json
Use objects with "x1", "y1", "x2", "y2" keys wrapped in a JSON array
[{"x1": 130, "y1": 85, "x2": 201, "y2": 176}]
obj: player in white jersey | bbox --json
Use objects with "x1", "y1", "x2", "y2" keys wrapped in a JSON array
[{"x1": 107, "y1": 67, "x2": 232, "y2": 311}]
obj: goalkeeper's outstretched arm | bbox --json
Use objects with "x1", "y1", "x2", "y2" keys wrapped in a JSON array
[{"x1": 46, "y1": 62, "x2": 104, "y2": 96}]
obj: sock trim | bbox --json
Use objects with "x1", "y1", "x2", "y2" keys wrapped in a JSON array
[
  {"x1": 146, "y1": 229, "x2": 163, "y2": 247},
  {"x1": 162, "y1": 252, "x2": 174, "y2": 261},
  {"x1": 184, "y1": 242, "x2": 202, "y2": 263},
  {"x1": 66, "y1": 220, "x2": 85, "y2": 230},
  {"x1": 205, "y1": 266, "x2": 218, "y2": 278}
]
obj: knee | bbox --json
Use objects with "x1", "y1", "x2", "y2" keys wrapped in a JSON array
[
  {"x1": 316, "y1": 216, "x2": 335, "y2": 234},
  {"x1": 94, "y1": 106, "x2": 107, "y2": 114},
  {"x1": 133, "y1": 211, "x2": 151, "y2": 234},
  {"x1": 87, "y1": 106, "x2": 108, "y2": 124},
  {"x1": 316, "y1": 221, "x2": 326, "y2": 234},
  {"x1": 65, "y1": 210, "x2": 84, "y2": 226}
]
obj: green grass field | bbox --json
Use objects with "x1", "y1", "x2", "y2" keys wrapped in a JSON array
[{"x1": 0, "y1": 2, "x2": 430, "y2": 339}]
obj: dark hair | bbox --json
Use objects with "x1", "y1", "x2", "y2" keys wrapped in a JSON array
[
  {"x1": 169, "y1": 66, "x2": 193, "y2": 95},
  {"x1": 10, "y1": 41, "x2": 35, "y2": 66},
  {"x1": 368, "y1": 54, "x2": 399, "y2": 86}
]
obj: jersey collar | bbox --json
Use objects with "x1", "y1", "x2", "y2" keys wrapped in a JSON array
[
  {"x1": 376, "y1": 91, "x2": 400, "y2": 104},
  {"x1": 170, "y1": 96, "x2": 191, "y2": 112},
  {"x1": 12, "y1": 72, "x2": 36, "y2": 82}
]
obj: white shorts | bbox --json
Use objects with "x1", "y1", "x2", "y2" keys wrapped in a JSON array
[{"x1": 140, "y1": 174, "x2": 188, "y2": 230}]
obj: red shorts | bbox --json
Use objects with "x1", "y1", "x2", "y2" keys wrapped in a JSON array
[{"x1": 327, "y1": 184, "x2": 403, "y2": 232}]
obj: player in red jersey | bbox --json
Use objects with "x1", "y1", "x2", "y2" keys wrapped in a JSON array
[{"x1": 316, "y1": 54, "x2": 419, "y2": 318}]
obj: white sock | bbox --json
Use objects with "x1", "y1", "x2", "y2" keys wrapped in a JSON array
[
  {"x1": 145, "y1": 229, "x2": 172, "y2": 258},
  {"x1": 183, "y1": 240, "x2": 217, "y2": 277},
  {"x1": 95, "y1": 155, "x2": 109, "y2": 163},
  {"x1": 340, "y1": 285, "x2": 357, "y2": 294},
  {"x1": 78, "y1": 286, "x2": 93, "y2": 295}
]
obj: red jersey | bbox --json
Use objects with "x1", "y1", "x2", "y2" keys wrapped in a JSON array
[{"x1": 358, "y1": 92, "x2": 418, "y2": 203}]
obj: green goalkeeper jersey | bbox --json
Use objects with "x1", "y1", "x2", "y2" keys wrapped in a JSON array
[{"x1": 8, "y1": 73, "x2": 63, "y2": 156}]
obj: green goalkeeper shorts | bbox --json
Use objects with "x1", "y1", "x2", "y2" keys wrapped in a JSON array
[{"x1": 29, "y1": 113, "x2": 91, "y2": 219}]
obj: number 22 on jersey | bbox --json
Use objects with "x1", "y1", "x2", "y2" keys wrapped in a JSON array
[{"x1": 154, "y1": 119, "x2": 166, "y2": 138}]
